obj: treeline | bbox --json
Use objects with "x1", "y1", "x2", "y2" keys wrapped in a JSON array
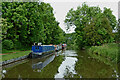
[
  {"x1": 1, "y1": 2, "x2": 65, "y2": 50},
  {"x1": 65, "y1": 3, "x2": 118, "y2": 49}
]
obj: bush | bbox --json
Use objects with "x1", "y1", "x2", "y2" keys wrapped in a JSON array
[
  {"x1": 2, "y1": 40, "x2": 14, "y2": 50},
  {"x1": 14, "y1": 41, "x2": 31, "y2": 50},
  {"x1": 14, "y1": 41, "x2": 22, "y2": 50}
]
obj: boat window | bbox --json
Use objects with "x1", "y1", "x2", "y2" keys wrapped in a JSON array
[
  {"x1": 35, "y1": 47, "x2": 37, "y2": 49},
  {"x1": 35, "y1": 46, "x2": 39, "y2": 50}
]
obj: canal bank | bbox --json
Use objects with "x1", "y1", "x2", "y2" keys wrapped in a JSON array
[
  {"x1": 87, "y1": 43, "x2": 118, "y2": 66},
  {"x1": 1, "y1": 50, "x2": 31, "y2": 66},
  {"x1": 1, "y1": 55, "x2": 28, "y2": 66},
  {"x1": 1, "y1": 50, "x2": 31, "y2": 61}
]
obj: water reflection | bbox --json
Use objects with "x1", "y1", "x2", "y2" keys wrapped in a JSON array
[
  {"x1": 117, "y1": 63, "x2": 120, "y2": 79},
  {"x1": 32, "y1": 55, "x2": 55, "y2": 70},
  {"x1": 2, "y1": 53, "x2": 57, "y2": 79},
  {"x1": 62, "y1": 50, "x2": 77, "y2": 57},
  {"x1": 75, "y1": 50, "x2": 118, "y2": 78},
  {"x1": 55, "y1": 50, "x2": 78, "y2": 78}
]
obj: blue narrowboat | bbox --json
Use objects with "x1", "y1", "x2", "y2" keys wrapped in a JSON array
[{"x1": 28, "y1": 43, "x2": 55, "y2": 58}]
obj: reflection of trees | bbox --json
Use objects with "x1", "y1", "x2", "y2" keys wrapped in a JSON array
[
  {"x1": 63, "y1": 66, "x2": 74, "y2": 78},
  {"x1": 65, "y1": 33, "x2": 76, "y2": 49}
]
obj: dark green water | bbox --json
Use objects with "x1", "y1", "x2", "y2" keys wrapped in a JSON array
[
  {"x1": 74, "y1": 50, "x2": 119, "y2": 78},
  {"x1": 1, "y1": 50, "x2": 120, "y2": 79},
  {"x1": 2, "y1": 55, "x2": 57, "y2": 78}
]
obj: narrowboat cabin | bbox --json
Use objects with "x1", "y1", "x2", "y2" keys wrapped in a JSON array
[
  {"x1": 28, "y1": 43, "x2": 55, "y2": 58},
  {"x1": 32, "y1": 45, "x2": 55, "y2": 54},
  {"x1": 28, "y1": 43, "x2": 65, "y2": 58}
]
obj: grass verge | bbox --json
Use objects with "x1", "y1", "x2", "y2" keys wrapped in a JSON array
[
  {"x1": 87, "y1": 43, "x2": 118, "y2": 65},
  {"x1": 2, "y1": 49, "x2": 30, "y2": 54},
  {"x1": 2, "y1": 50, "x2": 31, "y2": 61}
]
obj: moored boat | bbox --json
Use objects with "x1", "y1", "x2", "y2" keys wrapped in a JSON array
[
  {"x1": 28, "y1": 43, "x2": 55, "y2": 58},
  {"x1": 28, "y1": 43, "x2": 66, "y2": 58}
]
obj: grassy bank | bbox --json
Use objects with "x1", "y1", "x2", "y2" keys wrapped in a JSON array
[
  {"x1": 2, "y1": 50, "x2": 31, "y2": 61},
  {"x1": 2, "y1": 49, "x2": 30, "y2": 54},
  {"x1": 88, "y1": 43, "x2": 118, "y2": 65}
]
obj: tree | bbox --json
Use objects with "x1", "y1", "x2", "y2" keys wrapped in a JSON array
[
  {"x1": 103, "y1": 7, "x2": 117, "y2": 30},
  {"x1": 0, "y1": 18, "x2": 13, "y2": 41},
  {"x1": 65, "y1": 3, "x2": 117, "y2": 49},
  {"x1": 65, "y1": 33, "x2": 76, "y2": 49},
  {"x1": 83, "y1": 14, "x2": 114, "y2": 46},
  {"x1": 2, "y1": 2, "x2": 65, "y2": 50}
]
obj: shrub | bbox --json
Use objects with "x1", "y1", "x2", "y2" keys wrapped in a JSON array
[
  {"x1": 14, "y1": 41, "x2": 31, "y2": 50},
  {"x1": 2, "y1": 40, "x2": 14, "y2": 50},
  {"x1": 14, "y1": 41, "x2": 22, "y2": 50}
]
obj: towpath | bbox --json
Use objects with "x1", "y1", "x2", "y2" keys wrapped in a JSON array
[{"x1": 0, "y1": 50, "x2": 31, "y2": 55}]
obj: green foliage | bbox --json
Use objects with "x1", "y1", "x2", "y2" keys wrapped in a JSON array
[
  {"x1": 113, "y1": 32, "x2": 119, "y2": 42},
  {"x1": 65, "y1": 33, "x2": 76, "y2": 49},
  {"x1": 2, "y1": 40, "x2": 14, "y2": 50},
  {"x1": 88, "y1": 43, "x2": 118, "y2": 63},
  {"x1": 83, "y1": 15, "x2": 114, "y2": 46},
  {"x1": 0, "y1": 18, "x2": 12, "y2": 41},
  {"x1": 2, "y1": 2, "x2": 65, "y2": 50},
  {"x1": 13, "y1": 41, "x2": 28, "y2": 50},
  {"x1": 103, "y1": 7, "x2": 117, "y2": 30},
  {"x1": 65, "y1": 3, "x2": 117, "y2": 49}
]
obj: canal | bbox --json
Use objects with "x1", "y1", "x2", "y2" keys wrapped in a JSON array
[{"x1": 1, "y1": 50, "x2": 120, "y2": 79}]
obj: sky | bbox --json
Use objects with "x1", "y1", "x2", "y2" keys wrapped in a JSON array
[{"x1": 43, "y1": 0, "x2": 120, "y2": 33}]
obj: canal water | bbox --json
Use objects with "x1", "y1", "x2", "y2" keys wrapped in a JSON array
[
  {"x1": 73, "y1": 50, "x2": 119, "y2": 78},
  {"x1": 55, "y1": 50, "x2": 78, "y2": 78},
  {"x1": 1, "y1": 50, "x2": 120, "y2": 79}
]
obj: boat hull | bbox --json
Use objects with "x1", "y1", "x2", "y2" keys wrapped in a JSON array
[{"x1": 28, "y1": 50, "x2": 55, "y2": 58}]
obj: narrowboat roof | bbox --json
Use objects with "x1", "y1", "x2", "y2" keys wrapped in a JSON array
[
  {"x1": 41, "y1": 45, "x2": 54, "y2": 46},
  {"x1": 32, "y1": 45, "x2": 54, "y2": 46}
]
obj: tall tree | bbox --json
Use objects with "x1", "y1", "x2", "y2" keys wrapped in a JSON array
[
  {"x1": 83, "y1": 14, "x2": 113, "y2": 46},
  {"x1": 65, "y1": 3, "x2": 117, "y2": 49},
  {"x1": 2, "y1": 2, "x2": 65, "y2": 50},
  {"x1": 103, "y1": 7, "x2": 117, "y2": 30}
]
